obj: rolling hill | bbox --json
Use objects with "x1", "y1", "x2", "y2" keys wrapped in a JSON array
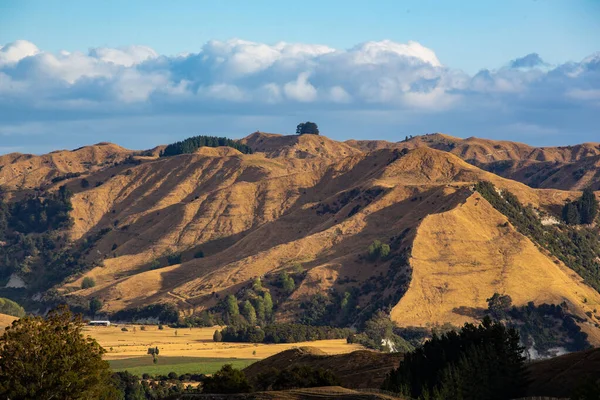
[
  {"x1": 346, "y1": 133, "x2": 600, "y2": 190},
  {"x1": 1, "y1": 131, "x2": 599, "y2": 350}
]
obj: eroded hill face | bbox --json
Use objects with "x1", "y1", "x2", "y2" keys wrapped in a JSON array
[{"x1": 2, "y1": 132, "x2": 599, "y2": 343}]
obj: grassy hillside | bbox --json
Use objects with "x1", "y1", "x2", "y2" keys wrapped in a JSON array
[{"x1": 0, "y1": 132, "x2": 599, "y2": 348}]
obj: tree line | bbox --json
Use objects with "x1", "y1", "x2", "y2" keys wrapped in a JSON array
[{"x1": 160, "y1": 135, "x2": 253, "y2": 157}]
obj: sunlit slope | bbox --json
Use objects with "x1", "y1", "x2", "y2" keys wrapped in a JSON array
[
  {"x1": 65, "y1": 144, "x2": 587, "y2": 324},
  {"x1": 346, "y1": 133, "x2": 600, "y2": 190},
  {"x1": 391, "y1": 192, "x2": 600, "y2": 328},
  {"x1": 0, "y1": 142, "x2": 134, "y2": 191}
]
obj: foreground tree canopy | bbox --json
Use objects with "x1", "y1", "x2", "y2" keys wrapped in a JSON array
[
  {"x1": 0, "y1": 305, "x2": 116, "y2": 400},
  {"x1": 383, "y1": 317, "x2": 528, "y2": 400}
]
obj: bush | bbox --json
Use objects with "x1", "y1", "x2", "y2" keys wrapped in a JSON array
[
  {"x1": 81, "y1": 277, "x2": 96, "y2": 289},
  {"x1": 149, "y1": 259, "x2": 162, "y2": 270},
  {"x1": 158, "y1": 324, "x2": 164, "y2": 330},
  {"x1": 367, "y1": 240, "x2": 391, "y2": 261},
  {"x1": 193, "y1": 250, "x2": 204, "y2": 258},
  {"x1": 167, "y1": 253, "x2": 182, "y2": 266},
  {"x1": 121, "y1": 327, "x2": 128, "y2": 332},
  {"x1": 167, "y1": 372, "x2": 178, "y2": 380}
]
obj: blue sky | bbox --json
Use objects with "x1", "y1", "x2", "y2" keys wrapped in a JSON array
[{"x1": 0, "y1": 0, "x2": 599, "y2": 153}]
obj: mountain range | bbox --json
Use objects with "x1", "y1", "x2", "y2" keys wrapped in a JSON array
[{"x1": 1, "y1": 131, "x2": 599, "y2": 348}]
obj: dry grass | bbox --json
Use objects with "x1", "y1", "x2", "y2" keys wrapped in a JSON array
[
  {"x1": 0, "y1": 313, "x2": 17, "y2": 329},
  {"x1": 83, "y1": 325, "x2": 363, "y2": 361},
  {"x1": 391, "y1": 193, "x2": 600, "y2": 334}
]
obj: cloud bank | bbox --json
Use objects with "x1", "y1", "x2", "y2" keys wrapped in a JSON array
[{"x1": 0, "y1": 38, "x2": 599, "y2": 151}]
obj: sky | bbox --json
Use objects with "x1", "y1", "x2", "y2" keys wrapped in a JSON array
[{"x1": 0, "y1": 0, "x2": 599, "y2": 153}]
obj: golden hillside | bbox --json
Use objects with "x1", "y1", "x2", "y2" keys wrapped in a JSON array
[
  {"x1": 2, "y1": 131, "x2": 599, "y2": 345},
  {"x1": 0, "y1": 142, "x2": 135, "y2": 192},
  {"x1": 346, "y1": 133, "x2": 600, "y2": 190}
]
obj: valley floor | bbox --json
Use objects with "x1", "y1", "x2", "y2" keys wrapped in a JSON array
[{"x1": 84, "y1": 325, "x2": 362, "y2": 375}]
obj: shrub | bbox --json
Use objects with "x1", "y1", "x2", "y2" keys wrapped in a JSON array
[
  {"x1": 121, "y1": 327, "x2": 128, "y2": 332},
  {"x1": 193, "y1": 250, "x2": 204, "y2": 258},
  {"x1": 167, "y1": 253, "x2": 182, "y2": 265},
  {"x1": 149, "y1": 259, "x2": 162, "y2": 270},
  {"x1": 367, "y1": 240, "x2": 391, "y2": 261},
  {"x1": 167, "y1": 372, "x2": 178, "y2": 380},
  {"x1": 81, "y1": 277, "x2": 96, "y2": 289}
]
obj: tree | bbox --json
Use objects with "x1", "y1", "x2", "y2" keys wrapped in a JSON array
[
  {"x1": 241, "y1": 300, "x2": 257, "y2": 325},
  {"x1": 253, "y1": 297, "x2": 266, "y2": 322},
  {"x1": 486, "y1": 293, "x2": 512, "y2": 320},
  {"x1": 202, "y1": 364, "x2": 251, "y2": 394},
  {"x1": 279, "y1": 272, "x2": 295, "y2": 295},
  {"x1": 263, "y1": 292, "x2": 273, "y2": 319},
  {"x1": 562, "y1": 189, "x2": 598, "y2": 225},
  {"x1": 89, "y1": 297, "x2": 103, "y2": 317},
  {"x1": 580, "y1": 188, "x2": 599, "y2": 224},
  {"x1": 213, "y1": 329, "x2": 222, "y2": 342},
  {"x1": 255, "y1": 366, "x2": 341, "y2": 391},
  {"x1": 81, "y1": 276, "x2": 96, "y2": 289},
  {"x1": 225, "y1": 294, "x2": 239, "y2": 318},
  {"x1": 563, "y1": 201, "x2": 581, "y2": 225},
  {"x1": 252, "y1": 277, "x2": 262, "y2": 291},
  {"x1": 296, "y1": 122, "x2": 320, "y2": 135},
  {"x1": 0, "y1": 305, "x2": 116, "y2": 399},
  {"x1": 382, "y1": 317, "x2": 528, "y2": 399}
]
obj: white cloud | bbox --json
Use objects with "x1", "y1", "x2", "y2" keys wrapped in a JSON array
[
  {"x1": 0, "y1": 38, "x2": 598, "y2": 147},
  {"x1": 0, "y1": 40, "x2": 39, "y2": 66},
  {"x1": 283, "y1": 72, "x2": 317, "y2": 102},
  {"x1": 89, "y1": 45, "x2": 158, "y2": 67}
]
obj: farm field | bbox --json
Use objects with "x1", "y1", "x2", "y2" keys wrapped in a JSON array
[
  {"x1": 109, "y1": 356, "x2": 255, "y2": 376},
  {"x1": 84, "y1": 325, "x2": 361, "y2": 360}
]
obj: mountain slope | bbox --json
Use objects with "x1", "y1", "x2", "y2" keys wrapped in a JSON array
[
  {"x1": 346, "y1": 133, "x2": 600, "y2": 190},
  {"x1": 0, "y1": 142, "x2": 135, "y2": 192},
  {"x1": 391, "y1": 192, "x2": 600, "y2": 327},
  {"x1": 1, "y1": 132, "x2": 599, "y2": 346}
]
